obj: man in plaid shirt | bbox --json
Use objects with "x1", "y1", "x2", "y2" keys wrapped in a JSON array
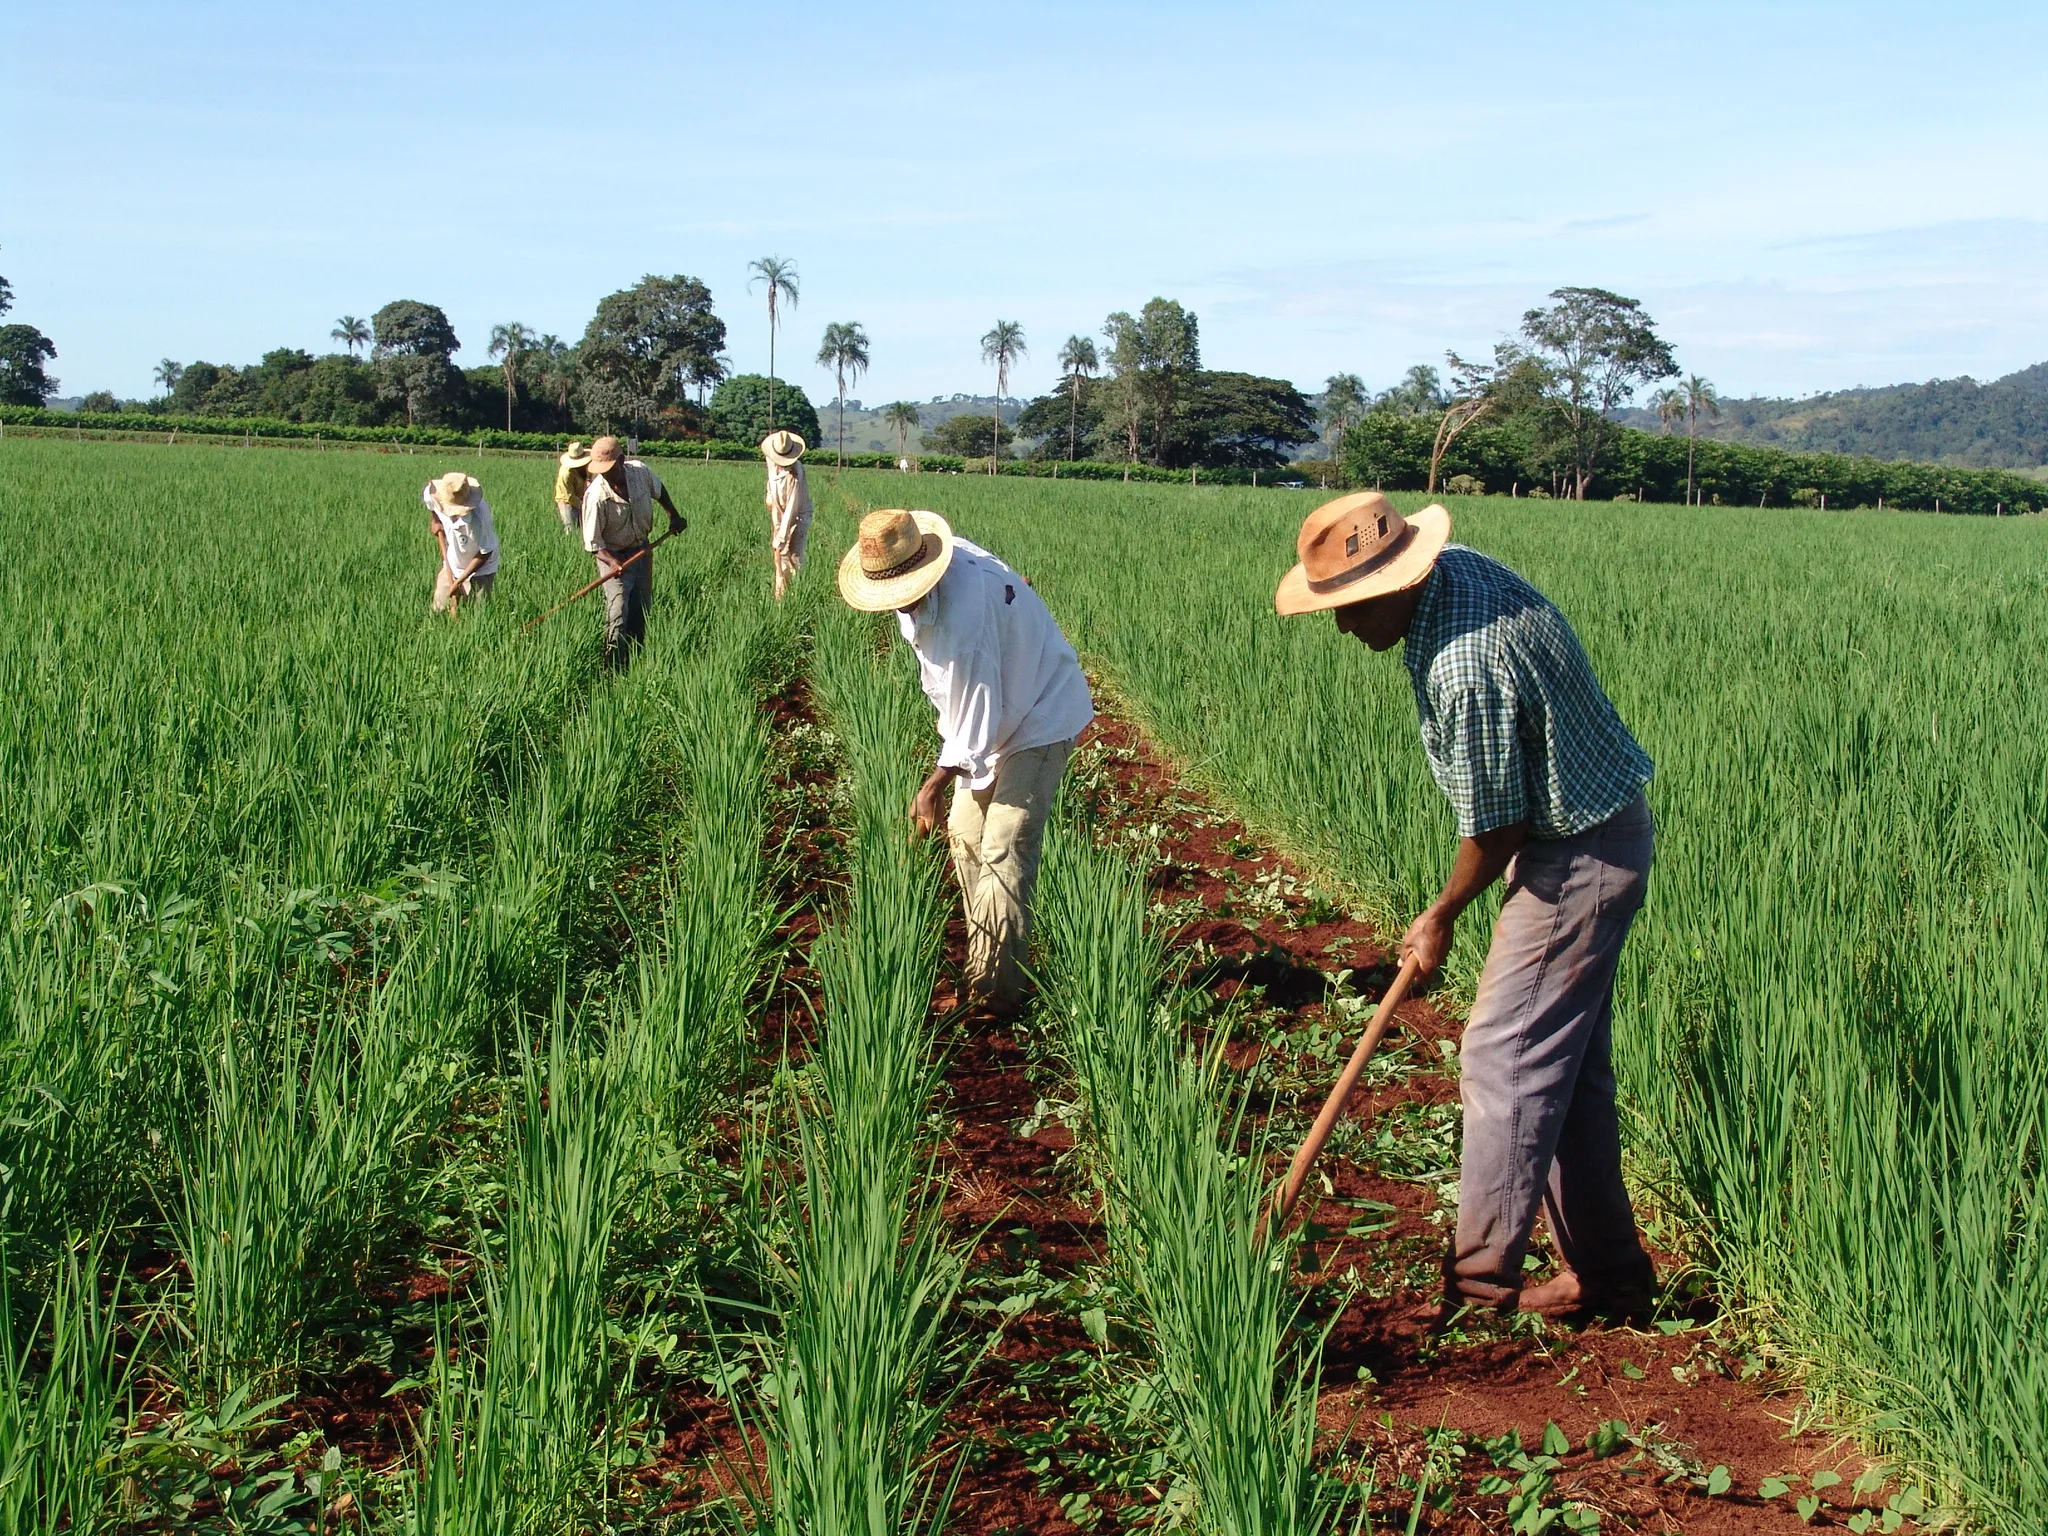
[{"x1": 1277, "y1": 492, "x2": 1656, "y2": 1322}]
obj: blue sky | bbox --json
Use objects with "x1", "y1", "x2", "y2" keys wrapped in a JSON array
[{"x1": 6, "y1": 0, "x2": 2045, "y2": 406}]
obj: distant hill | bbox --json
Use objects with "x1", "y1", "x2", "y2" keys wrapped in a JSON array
[{"x1": 1615, "y1": 363, "x2": 2048, "y2": 470}]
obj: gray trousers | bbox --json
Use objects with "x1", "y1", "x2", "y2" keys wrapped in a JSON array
[
  {"x1": 947, "y1": 738, "x2": 1073, "y2": 1007},
  {"x1": 599, "y1": 546, "x2": 652, "y2": 667},
  {"x1": 1450, "y1": 794, "x2": 1655, "y2": 1303}
]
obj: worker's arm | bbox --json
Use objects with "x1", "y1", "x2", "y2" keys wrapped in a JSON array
[
  {"x1": 655, "y1": 484, "x2": 686, "y2": 535},
  {"x1": 909, "y1": 763, "x2": 961, "y2": 841},
  {"x1": 1400, "y1": 820, "x2": 1529, "y2": 977}
]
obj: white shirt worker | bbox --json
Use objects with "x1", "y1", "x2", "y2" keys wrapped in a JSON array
[
  {"x1": 581, "y1": 460, "x2": 666, "y2": 554},
  {"x1": 897, "y1": 538, "x2": 1094, "y2": 791},
  {"x1": 424, "y1": 483, "x2": 500, "y2": 578}
]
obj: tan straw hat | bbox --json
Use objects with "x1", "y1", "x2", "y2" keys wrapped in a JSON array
[
  {"x1": 432, "y1": 471, "x2": 483, "y2": 513},
  {"x1": 761, "y1": 430, "x2": 807, "y2": 467},
  {"x1": 837, "y1": 509, "x2": 955, "y2": 612},
  {"x1": 559, "y1": 440, "x2": 591, "y2": 469},
  {"x1": 587, "y1": 435, "x2": 624, "y2": 473},
  {"x1": 1273, "y1": 492, "x2": 1450, "y2": 616}
]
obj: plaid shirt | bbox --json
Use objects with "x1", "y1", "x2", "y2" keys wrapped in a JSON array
[{"x1": 1403, "y1": 546, "x2": 1651, "y2": 839}]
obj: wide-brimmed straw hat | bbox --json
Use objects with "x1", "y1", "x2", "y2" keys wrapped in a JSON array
[
  {"x1": 837, "y1": 509, "x2": 954, "y2": 612},
  {"x1": 559, "y1": 440, "x2": 591, "y2": 469},
  {"x1": 432, "y1": 471, "x2": 483, "y2": 513},
  {"x1": 1273, "y1": 493, "x2": 1450, "y2": 616},
  {"x1": 761, "y1": 430, "x2": 806, "y2": 467},
  {"x1": 587, "y1": 435, "x2": 624, "y2": 473}
]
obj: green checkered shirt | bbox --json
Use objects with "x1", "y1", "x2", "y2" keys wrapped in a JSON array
[{"x1": 1402, "y1": 545, "x2": 1652, "y2": 839}]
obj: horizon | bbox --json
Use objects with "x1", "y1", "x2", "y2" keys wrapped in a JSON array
[{"x1": 6, "y1": 1, "x2": 2045, "y2": 407}]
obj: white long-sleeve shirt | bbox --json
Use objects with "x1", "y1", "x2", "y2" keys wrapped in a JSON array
[
  {"x1": 766, "y1": 461, "x2": 812, "y2": 553},
  {"x1": 423, "y1": 485, "x2": 500, "y2": 577},
  {"x1": 896, "y1": 537, "x2": 1094, "y2": 791}
]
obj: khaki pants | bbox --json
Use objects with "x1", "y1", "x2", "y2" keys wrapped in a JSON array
[
  {"x1": 432, "y1": 567, "x2": 495, "y2": 612},
  {"x1": 599, "y1": 546, "x2": 652, "y2": 667},
  {"x1": 947, "y1": 738, "x2": 1073, "y2": 1008}
]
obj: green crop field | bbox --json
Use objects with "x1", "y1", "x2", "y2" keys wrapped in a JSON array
[{"x1": 2, "y1": 437, "x2": 2043, "y2": 1532}]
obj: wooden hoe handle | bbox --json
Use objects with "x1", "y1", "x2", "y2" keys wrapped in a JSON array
[
  {"x1": 521, "y1": 529, "x2": 673, "y2": 635},
  {"x1": 1268, "y1": 953, "x2": 1424, "y2": 1239}
]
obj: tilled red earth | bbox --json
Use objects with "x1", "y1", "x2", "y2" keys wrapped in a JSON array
[{"x1": 882, "y1": 695, "x2": 1901, "y2": 1535}]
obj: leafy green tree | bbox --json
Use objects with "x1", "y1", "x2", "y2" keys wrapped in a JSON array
[
  {"x1": 533, "y1": 334, "x2": 575, "y2": 422},
  {"x1": 1516, "y1": 287, "x2": 1677, "y2": 498},
  {"x1": 1682, "y1": 373, "x2": 1720, "y2": 505},
  {"x1": 883, "y1": 400, "x2": 921, "y2": 456},
  {"x1": 487, "y1": 322, "x2": 533, "y2": 432},
  {"x1": 816, "y1": 321, "x2": 871, "y2": 465},
  {"x1": 0, "y1": 325, "x2": 57, "y2": 406},
  {"x1": 371, "y1": 300, "x2": 461, "y2": 426},
  {"x1": 296, "y1": 355, "x2": 383, "y2": 425},
  {"x1": 1172, "y1": 372, "x2": 1317, "y2": 468},
  {"x1": 1058, "y1": 335, "x2": 1099, "y2": 460},
  {"x1": 78, "y1": 391, "x2": 119, "y2": 413},
  {"x1": 331, "y1": 316, "x2": 370, "y2": 358},
  {"x1": 710, "y1": 373, "x2": 820, "y2": 447},
  {"x1": 1101, "y1": 312, "x2": 1147, "y2": 469},
  {"x1": 575, "y1": 275, "x2": 726, "y2": 435},
  {"x1": 924, "y1": 414, "x2": 999, "y2": 457},
  {"x1": 748, "y1": 256, "x2": 800, "y2": 429},
  {"x1": 1375, "y1": 364, "x2": 1447, "y2": 416},
  {"x1": 0, "y1": 276, "x2": 11, "y2": 317},
  {"x1": 980, "y1": 321, "x2": 1026, "y2": 471},
  {"x1": 153, "y1": 359, "x2": 184, "y2": 394},
  {"x1": 1137, "y1": 299, "x2": 1199, "y2": 463},
  {"x1": 1319, "y1": 373, "x2": 1367, "y2": 461}
]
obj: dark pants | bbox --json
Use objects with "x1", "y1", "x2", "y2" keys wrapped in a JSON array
[
  {"x1": 1448, "y1": 794, "x2": 1655, "y2": 1304},
  {"x1": 600, "y1": 545, "x2": 652, "y2": 668}
]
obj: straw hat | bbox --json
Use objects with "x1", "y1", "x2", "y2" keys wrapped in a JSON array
[
  {"x1": 1273, "y1": 493, "x2": 1450, "y2": 616},
  {"x1": 761, "y1": 430, "x2": 806, "y2": 468},
  {"x1": 837, "y1": 509, "x2": 954, "y2": 612},
  {"x1": 587, "y1": 435, "x2": 624, "y2": 473},
  {"x1": 432, "y1": 471, "x2": 483, "y2": 513},
  {"x1": 559, "y1": 440, "x2": 591, "y2": 469}
]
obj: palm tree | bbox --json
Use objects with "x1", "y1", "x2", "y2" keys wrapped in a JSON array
[
  {"x1": 815, "y1": 322, "x2": 871, "y2": 468},
  {"x1": 883, "y1": 401, "x2": 920, "y2": 457},
  {"x1": 980, "y1": 321, "x2": 1026, "y2": 475},
  {"x1": 1651, "y1": 386, "x2": 1684, "y2": 435},
  {"x1": 1681, "y1": 374, "x2": 1719, "y2": 506},
  {"x1": 1057, "y1": 335, "x2": 1098, "y2": 460},
  {"x1": 532, "y1": 335, "x2": 573, "y2": 417},
  {"x1": 1320, "y1": 373, "x2": 1367, "y2": 463},
  {"x1": 153, "y1": 359, "x2": 184, "y2": 394},
  {"x1": 331, "y1": 316, "x2": 370, "y2": 358},
  {"x1": 487, "y1": 322, "x2": 533, "y2": 432},
  {"x1": 748, "y1": 256, "x2": 800, "y2": 429}
]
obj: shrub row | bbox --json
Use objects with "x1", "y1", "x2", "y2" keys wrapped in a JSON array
[{"x1": 1341, "y1": 411, "x2": 2043, "y2": 515}]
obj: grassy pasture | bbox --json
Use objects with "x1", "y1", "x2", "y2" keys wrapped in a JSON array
[{"x1": 4, "y1": 437, "x2": 2046, "y2": 1527}]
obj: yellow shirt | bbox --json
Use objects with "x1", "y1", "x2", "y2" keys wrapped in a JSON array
[{"x1": 553, "y1": 461, "x2": 589, "y2": 508}]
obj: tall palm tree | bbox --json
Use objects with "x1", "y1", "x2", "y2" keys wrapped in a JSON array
[
  {"x1": 533, "y1": 334, "x2": 573, "y2": 417},
  {"x1": 1651, "y1": 386, "x2": 1684, "y2": 435},
  {"x1": 487, "y1": 322, "x2": 533, "y2": 432},
  {"x1": 1320, "y1": 373, "x2": 1367, "y2": 463},
  {"x1": 1681, "y1": 374, "x2": 1720, "y2": 506},
  {"x1": 883, "y1": 401, "x2": 920, "y2": 457},
  {"x1": 331, "y1": 316, "x2": 370, "y2": 358},
  {"x1": 815, "y1": 321, "x2": 871, "y2": 468},
  {"x1": 980, "y1": 321, "x2": 1026, "y2": 475},
  {"x1": 153, "y1": 359, "x2": 184, "y2": 394},
  {"x1": 748, "y1": 256, "x2": 800, "y2": 430},
  {"x1": 1057, "y1": 335, "x2": 1098, "y2": 460}
]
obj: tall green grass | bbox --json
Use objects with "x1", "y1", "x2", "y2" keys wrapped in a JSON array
[
  {"x1": 866, "y1": 469, "x2": 2048, "y2": 1526},
  {"x1": 1036, "y1": 820, "x2": 1352, "y2": 1536},
  {"x1": 742, "y1": 596, "x2": 969, "y2": 1536}
]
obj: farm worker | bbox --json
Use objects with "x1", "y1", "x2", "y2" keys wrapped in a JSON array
[
  {"x1": 838, "y1": 510, "x2": 1094, "y2": 1015},
  {"x1": 1274, "y1": 492, "x2": 1657, "y2": 1323},
  {"x1": 761, "y1": 430, "x2": 812, "y2": 601},
  {"x1": 425, "y1": 471, "x2": 498, "y2": 613},
  {"x1": 554, "y1": 441, "x2": 592, "y2": 532},
  {"x1": 581, "y1": 435, "x2": 685, "y2": 668}
]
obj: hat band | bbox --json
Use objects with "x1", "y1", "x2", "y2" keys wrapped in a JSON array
[
  {"x1": 863, "y1": 541, "x2": 934, "y2": 581},
  {"x1": 1306, "y1": 524, "x2": 1413, "y2": 594}
]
